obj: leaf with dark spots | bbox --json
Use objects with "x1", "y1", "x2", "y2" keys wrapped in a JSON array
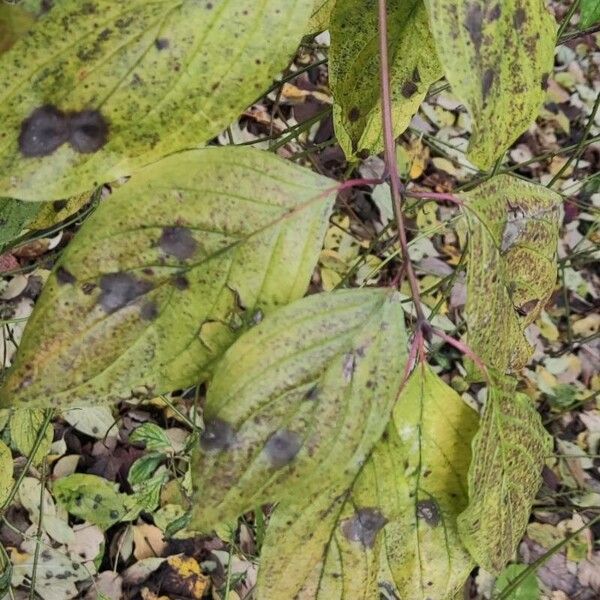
[
  {"x1": 68, "y1": 109, "x2": 108, "y2": 154},
  {"x1": 190, "y1": 288, "x2": 407, "y2": 531},
  {"x1": 341, "y1": 507, "x2": 387, "y2": 548},
  {"x1": 18, "y1": 105, "x2": 70, "y2": 158},
  {"x1": 0, "y1": 0, "x2": 315, "y2": 200},
  {"x1": 159, "y1": 226, "x2": 198, "y2": 260},
  {"x1": 424, "y1": 0, "x2": 556, "y2": 168},
  {"x1": 330, "y1": 0, "x2": 442, "y2": 158},
  {"x1": 264, "y1": 429, "x2": 302, "y2": 468},
  {"x1": 98, "y1": 272, "x2": 153, "y2": 314},
  {"x1": 200, "y1": 419, "x2": 235, "y2": 452},
  {"x1": 56, "y1": 267, "x2": 77, "y2": 285},
  {"x1": 256, "y1": 365, "x2": 477, "y2": 599},
  {"x1": 0, "y1": 148, "x2": 336, "y2": 409}
]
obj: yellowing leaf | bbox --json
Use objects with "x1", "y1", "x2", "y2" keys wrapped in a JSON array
[
  {"x1": 257, "y1": 365, "x2": 477, "y2": 599},
  {"x1": 0, "y1": 0, "x2": 313, "y2": 200},
  {"x1": 329, "y1": 0, "x2": 442, "y2": 158},
  {"x1": 464, "y1": 175, "x2": 562, "y2": 371},
  {"x1": 424, "y1": 0, "x2": 556, "y2": 168},
  {"x1": 10, "y1": 408, "x2": 53, "y2": 465},
  {"x1": 308, "y1": 0, "x2": 336, "y2": 33},
  {"x1": 190, "y1": 288, "x2": 407, "y2": 531},
  {"x1": 0, "y1": 148, "x2": 336, "y2": 409},
  {"x1": 0, "y1": 440, "x2": 14, "y2": 506},
  {"x1": 457, "y1": 376, "x2": 552, "y2": 573}
]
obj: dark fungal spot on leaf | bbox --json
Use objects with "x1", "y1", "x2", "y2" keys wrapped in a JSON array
[
  {"x1": 304, "y1": 385, "x2": 319, "y2": 401},
  {"x1": 412, "y1": 67, "x2": 421, "y2": 83},
  {"x1": 348, "y1": 107, "x2": 360, "y2": 122},
  {"x1": 513, "y1": 7, "x2": 526, "y2": 30},
  {"x1": 19, "y1": 105, "x2": 70, "y2": 157},
  {"x1": 541, "y1": 73, "x2": 549, "y2": 90},
  {"x1": 341, "y1": 507, "x2": 387, "y2": 548},
  {"x1": 171, "y1": 274, "x2": 189, "y2": 290},
  {"x1": 140, "y1": 301, "x2": 158, "y2": 321},
  {"x1": 482, "y1": 69, "x2": 495, "y2": 100},
  {"x1": 465, "y1": 2, "x2": 483, "y2": 50},
  {"x1": 488, "y1": 3, "x2": 501, "y2": 20},
  {"x1": 264, "y1": 429, "x2": 301, "y2": 468},
  {"x1": 98, "y1": 272, "x2": 153, "y2": 314},
  {"x1": 53, "y1": 200, "x2": 67, "y2": 211},
  {"x1": 159, "y1": 226, "x2": 198, "y2": 260},
  {"x1": 342, "y1": 352, "x2": 356, "y2": 383},
  {"x1": 200, "y1": 418, "x2": 234, "y2": 451},
  {"x1": 68, "y1": 109, "x2": 109, "y2": 154},
  {"x1": 56, "y1": 267, "x2": 76, "y2": 285},
  {"x1": 155, "y1": 37, "x2": 170, "y2": 50},
  {"x1": 416, "y1": 499, "x2": 441, "y2": 526},
  {"x1": 401, "y1": 80, "x2": 418, "y2": 98}
]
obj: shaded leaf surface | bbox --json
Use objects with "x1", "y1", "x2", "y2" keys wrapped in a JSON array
[
  {"x1": 330, "y1": 0, "x2": 442, "y2": 158},
  {"x1": 464, "y1": 175, "x2": 562, "y2": 371},
  {"x1": 190, "y1": 288, "x2": 407, "y2": 531},
  {"x1": 424, "y1": 0, "x2": 556, "y2": 168},
  {"x1": 0, "y1": 147, "x2": 335, "y2": 409},
  {"x1": 257, "y1": 365, "x2": 477, "y2": 599},
  {"x1": 0, "y1": 0, "x2": 313, "y2": 200},
  {"x1": 457, "y1": 377, "x2": 552, "y2": 573}
]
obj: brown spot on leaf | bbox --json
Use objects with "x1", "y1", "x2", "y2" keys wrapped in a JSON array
[
  {"x1": 416, "y1": 499, "x2": 441, "y2": 526},
  {"x1": 513, "y1": 7, "x2": 526, "y2": 30},
  {"x1": 200, "y1": 419, "x2": 234, "y2": 451},
  {"x1": 264, "y1": 429, "x2": 301, "y2": 468},
  {"x1": 465, "y1": 3, "x2": 483, "y2": 50},
  {"x1": 68, "y1": 109, "x2": 109, "y2": 154},
  {"x1": 159, "y1": 227, "x2": 198, "y2": 260},
  {"x1": 56, "y1": 267, "x2": 76, "y2": 285},
  {"x1": 488, "y1": 3, "x2": 501, "y2": 20},
  {"x1": 541, "y1": 73, "x2": 549, "y2": 90},
  {"x1": 341, "y1": 507, "x2": 387, "y2": 548},
  {"x1": 401, "y1": 80, "x2": 418, "y2": 98},
  {"x1": 172, "y1": 274, "x2": 189, "y2": 290},
  {"x1": 412, "y1": 67, "x2": 421, "y2": 83},
  {"x1": 98, "y1": 272, "x2": 153, "y2": 314},
  {"x1": 482, "y1": 68, "x2": 495, "y2": 100},
  {"x1": 348, "y1": 107, "x2": 360, "y2": 122},
  {"x1": 140, "y1": 301, "x2": 158, "y2": 321},
  {"x1": 19, "y1": 105, "x2": 70, "y2": 157},
  {"x1": 53, "y1": 200, "x2": 67, "y2": 211},
  {"x1": 155, "y1": 38, "x2": 170, "y2": 50}
]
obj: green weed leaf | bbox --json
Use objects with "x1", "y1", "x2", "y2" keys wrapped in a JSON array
[
  {"x1": 581, "y1": 0, "x2": 600, "y2": 27},
  {"x1": 257, "y1": 364, "x2": 477, "y2": 599},
  {"x1": 457, "y1": 377, "x2": 552, "y2": 573},
  {"x1": 0, "y1": 198, "x2": 41, "y2": 253},
  {"x1": 464, "y1": 175, "x2": 562, "y2": 371},
  {"x1": 0, "y1": 148, "x2": 335, "y2": 409},
  {"x1": 190, "y1": 288, "x2": 407, "y2": 531},
  {"x1": 424, "y1": 0, "x2": 556, "y2": 168},
  {"x1": 330, "y1": 0, "x2": 442, "y2": 158},
  {"x1": 0, "y1": 0, "x2": 313, "y2": 200}
]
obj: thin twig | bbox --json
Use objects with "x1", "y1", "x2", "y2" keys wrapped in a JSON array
[{"x1": 377, "y1": 0, "x2": 426, "y2": 325}]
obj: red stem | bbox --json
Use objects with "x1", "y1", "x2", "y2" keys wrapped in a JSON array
[{"x1": 377, "y1": 0, "x2": 426, "y2": 325}]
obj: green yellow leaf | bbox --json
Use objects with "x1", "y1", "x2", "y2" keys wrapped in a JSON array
[
  {"x1": 330, "y1": 0, "x2": 442, "y2": 158},
  {"x1": 424, "y1": 0, "x2": 556, "y2": 168},
  {"x1": 464, "y1": 175, "x2": 562, "y2": 371},
  {"x1": 190, "y1": 288, "x2": 407, "y2": 532},
  {"x1": 0, "y1": 3, "x2": 34, "y2": 54},
  {"x1": 309, "y1": 0, "x2": 336, "y2": 32},
  {"x1": 581, "y1": 0, "x2": 600, "y2": 27},
  {"x1": 0, "y1": 440, "x2": 14, "y2": 506},
  {"x1": 0, "y1": 148, "x2": 336, "y2": 409},
  {"x1": 53, "y1": 473, "x2": 127, "y2": 530},
  {"x1": 457, "y1": 376, "x2": 552, "y2": 574},
  {"x1": 0, "y1": 0, "x2": 313, "y2": 200},
  {"x1": 9, "y1": 408, "x2": 53, "y2": 465},
  {"x1": 257, "y1": 364, "x2": 477, "y2": 599},
  {"x1": 28, "y1": 192, "x2": 92, "y2": 231}
]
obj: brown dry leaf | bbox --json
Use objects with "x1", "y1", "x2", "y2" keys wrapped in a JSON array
[{"x1": 133, "y1": 523, "x2": 167, "y2": 560}]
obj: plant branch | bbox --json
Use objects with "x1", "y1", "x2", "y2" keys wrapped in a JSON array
[{"x1": 377, "y1": 0, "x2": 426, "y2": 325}]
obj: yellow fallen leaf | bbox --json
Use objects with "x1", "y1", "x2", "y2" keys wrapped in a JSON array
[{"x1": 573, "y1": 314, "x2": 600, "y2": 337}]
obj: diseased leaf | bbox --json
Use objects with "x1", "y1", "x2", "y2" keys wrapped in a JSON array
[
  {"x1": 330, "y1": 0, "x2": 442, "y2": 158},
  {"x1": 0, "y1": 197, "x2": 41, "y2": 252},
  {"x1": 309, "y1": 0, "x2": 336, "y2": 33},
  {"x1": 0, "y1": 0, "x2": 313, "y2": 200},
  {"x1": 28, "y1": 192, "x2": 92, "y2": 231},
  {"x1": 10, "y1": 408, "x2": 53, "y2": 465},
  {"x1": 257, "y1": 365, "x2": 477, "y2": 599},
  {"x1": 0, "y1": 148, "x2": 335, "y2": 409},
  {"x1": 62, "y1": 406, "x2": 115, "y2": 439},
  {"x1": 0, "y1": 440, "x2": 14, "y2": 506},
  {"x1": 424, "y1": 0, "x2": 556, "y2": 168},
  {"x1": 53, "y1": 473, "x2": 127, "y2": 530},
  {"x1": 190, "y1": 288, "x2": 407, "y2": 531},
  {"x1": 464, "y1": 175, "x2": 562, "y2": 371},
  {"x1": 457, "y1": 376, "x2": 552, "y2": 574},
  {"x1": 581, "y1": 0, "x2": 600, "y2": 27},
  {"x1": 0, "y1": 3, "x2": 34, "y2": 54}
]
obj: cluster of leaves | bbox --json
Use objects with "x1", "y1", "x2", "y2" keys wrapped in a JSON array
[{"x1": 0, "y1": 0, "x2": 597, "y2": 598}]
